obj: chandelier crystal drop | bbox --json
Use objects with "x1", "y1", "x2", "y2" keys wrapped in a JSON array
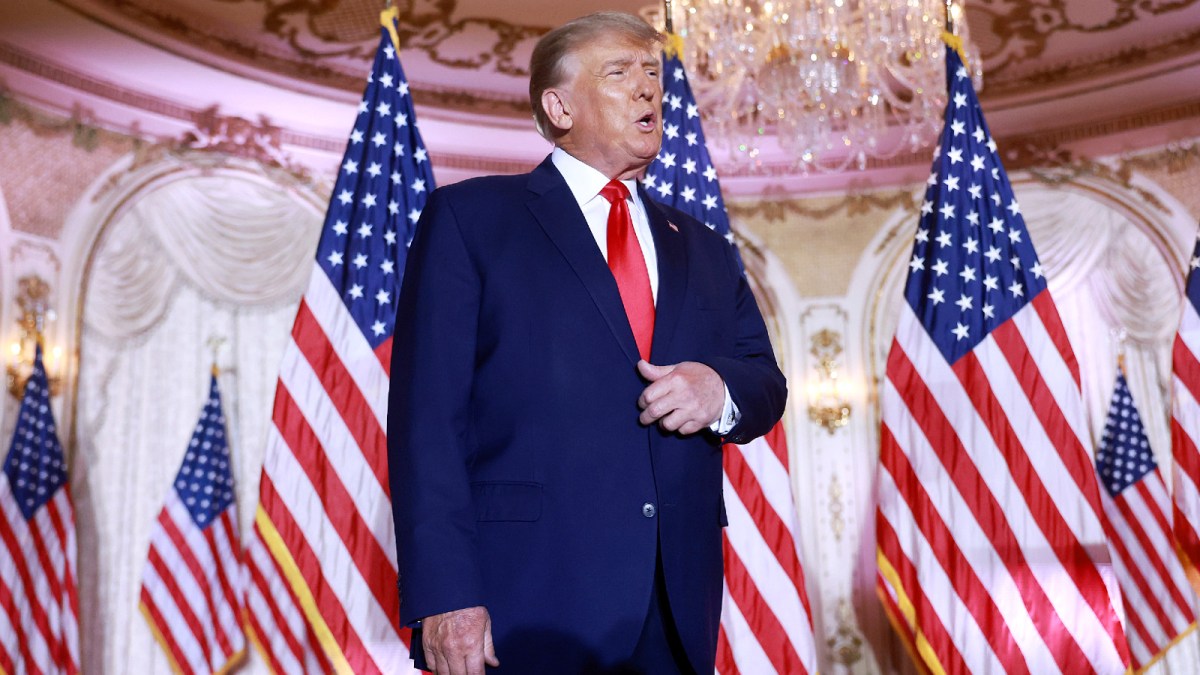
[{"x1": 662, "y1": 0, "x2": 978, "y2": 172}]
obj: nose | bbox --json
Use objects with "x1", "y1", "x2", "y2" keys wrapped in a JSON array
[{"x1": 634, "y1": 69, "x2": 659, "y2": 101}]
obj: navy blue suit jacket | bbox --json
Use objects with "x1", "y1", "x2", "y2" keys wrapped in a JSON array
[{"x1": 388, "y1": 156, "x2": 786, "y2": 672}]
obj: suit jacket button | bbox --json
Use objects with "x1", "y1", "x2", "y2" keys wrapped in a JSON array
[{"x1": 642, "y1": 502, "x2": 656, "y2": 518}]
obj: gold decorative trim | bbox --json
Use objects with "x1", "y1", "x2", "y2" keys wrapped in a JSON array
[
  {"x1": 0, "y1": 67, "x2": 540, "y2": 180},
  {"x1": 0, "y1": 42, "x2": 210, "y2": 122},
  {"x1": 1023, "y1": 149, "x2": 1200, "y2": 216},
  {"x1": 807, "y1": 328, "x2": 852, "y2": 434},
  {"x1": 997, "y1": 97, "x2": 1200, "y2": 166},
  {"x1": 20, "y1": 5, "x2": 533, "y2": 117},
  {"x1": 827, "y1": 472, "x2": 845, "y2": 541},
  {"x1": 827, "y1": 598, "x2": 865, "y2": 665},
  {"x1": 0, "y1": 86, "x2": 125, "y2": 152},
  {"x1": 176, "y1": 105, "x2": 311, "y2": 180},
  {"x1": 971, "y1": 0, "x2": 1200, "y2": 77},
  {"x1": 982, "y1": 28, "x2": 1200, "y2": 97},
  {"x1": 253, "y1": 0, "x2": 546, "y2": 77},
  {"x1": 76, "y1": 0, "x2": 1200, "y2": 92},
  {"x1": 729, "y1": 190, "x2": 917, "y2": 223},
  {"x1": 51, "y1": 0, "x2": 540, "y2": 112},
  {"x1": 0, "y1": 87, "x2": 316, "y2": 192},
  {"x1": 5, "y1": 39, "x2": 1198, "y2": 186},
  {"x1": 5, "y1": 275, "x2": 63, "y2": 399}
]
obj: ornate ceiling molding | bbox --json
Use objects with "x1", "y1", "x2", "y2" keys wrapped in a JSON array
[
  {"x1": 54, "y1": 0, "x2": 543, "y2": 97},
  {"x1": 42, "y1": 0, "x2": 1200, "y2": 127},
  {"x1": 980, "y1": 26, "x2": 1200, "y2": 98},
  {"x1": 0, "y1": 47, "x2": 539, "y2": 179},
  {"x1": 998, "y1": 98, "x2": 1200, "y2": 170},
  {"x1": 970, "y1": 0, "x2": 1200, "y2": 77},
  {"x1": 255, "y1": 0, "x2": 547, "y2": 77},
  {"x1": 5, "y1": 22, "x2": 1199, "y2": 190},
  {"x1": 727, "y1": 190, "x2": 918, "y2": 223}
]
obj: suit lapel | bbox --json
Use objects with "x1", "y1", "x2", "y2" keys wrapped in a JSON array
[
  {"x1": 526, "y1": 158, "x2": 641, "y2": 365},
  {"x1": 642, "y1": 188, "x2": 688, "y2": 364}
]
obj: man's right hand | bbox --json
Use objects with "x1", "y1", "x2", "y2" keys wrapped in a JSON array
[{"x1": 421, "y1": 605, "x2": 500, "y2": 675}]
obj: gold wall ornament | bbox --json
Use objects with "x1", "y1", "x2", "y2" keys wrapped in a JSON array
[
  {"x1": 807, "y1": 329, "x2": 851, "y2": 434},
  {"x1": 728, "y1": 189, "x2": 918, "y2": 223},
  {"x1": 828, "y1": 472, "x2": 845, "y2": 541},
  {"x1": 968, "y1": 0, "x2": 1200, "y2": 80},
  {"x1": 1019, "y1": 145, "x2": 1194, "y2": 215},
  {"x1": 826, "y1": 598, "x2": 865, "y2": 665},
  {"x1": 177, "y1": 105, "x2": 310, "y2": 181},
  {"x1": 6, "y1": 275, "x2": 63, "y2": 399}
]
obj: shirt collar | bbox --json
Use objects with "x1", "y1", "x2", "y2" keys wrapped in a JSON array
[{"x1": 551, "y1": 147, "x2": 639, "y2": 207}]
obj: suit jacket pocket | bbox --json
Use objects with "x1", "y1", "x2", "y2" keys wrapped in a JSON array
[{"x1": 471, "y1": 481, "x2": 543, "y2": 522}]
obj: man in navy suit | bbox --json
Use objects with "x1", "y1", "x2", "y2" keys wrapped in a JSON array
[{"x1": 388, "y1": 11, "x2": 786, "y2": 675}]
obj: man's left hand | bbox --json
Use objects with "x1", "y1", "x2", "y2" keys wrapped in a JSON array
[{"x1": 637, "y1": 360, "x2": 725, "y2": 435}]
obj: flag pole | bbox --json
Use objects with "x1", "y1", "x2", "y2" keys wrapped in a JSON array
[{"x1": 663, "y1": 0, "x2": 673, "y2": 35}]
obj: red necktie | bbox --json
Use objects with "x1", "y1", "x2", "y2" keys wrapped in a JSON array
[{"x1": 600, "y1": 180, "x2": 655, "y2": 361}]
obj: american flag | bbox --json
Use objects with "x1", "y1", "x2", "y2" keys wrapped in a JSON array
[
  {"x1": 1171, "y1": 234, "x2": 1200, "y2": 586},
  {"x1": 1096, "y1": 369, "x2": 1198, "y2": 668},
  {"x1": 642, "y1": 41, "x2": 819, "y2": 675},
  {"x1": 139, "y1": 371, "x2": 247, "y2": 674},
  {"x1": 243, "y1": 7, "x2": 429, "y2": 673},
  {"x1": 0, "y1": 346, "x2": 78, "y2": 674},
  {"x1": 875, "y1": 45, "x2": 1132, "y2": 673}
]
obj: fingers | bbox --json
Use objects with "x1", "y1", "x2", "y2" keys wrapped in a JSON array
[
  {"x1": 637, "y1": 361, "x2": 724, "y2": 434},
  {"x1": 655, "y1": 408, "x2": 706, "y2": 435},
  {"x1": 483, "y1": 621, "x2": 500, "y2": 667},
  {"x1": 423, "y1": 643, "x2": 439, "y2": 674},
  {"x1": 637, "y1": 359, "x2": 673, "y2": 382},
  {"x1": 422, "y1": 606, "x2": 496, "y2": 675},
  {"x1": 482, "y1": 612, "x2": 496, "y2": 662}
]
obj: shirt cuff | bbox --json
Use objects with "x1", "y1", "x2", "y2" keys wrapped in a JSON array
[{"x1": 709, "y1": 383, "x2": 741, "y2": 435}]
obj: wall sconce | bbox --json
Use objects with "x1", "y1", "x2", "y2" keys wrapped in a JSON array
[
  {"x1": 6, "y1": 275, "x2": 63, "y2": 399},
  {"x1": 807, "y1": 329, "x2": 851, "y2": 434}
]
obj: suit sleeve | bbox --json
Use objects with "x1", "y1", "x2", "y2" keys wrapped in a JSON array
[
  {"x1": 700, "y1": 240, "x2": 788, "y2": 445},
  {"x1": 388, "y1": 187, "x2": 484, "y2": 625}
]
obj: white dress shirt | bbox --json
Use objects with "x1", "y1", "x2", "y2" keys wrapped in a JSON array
[{"x1": 551, "y1": 148, "x2": 740, "y2": 435}]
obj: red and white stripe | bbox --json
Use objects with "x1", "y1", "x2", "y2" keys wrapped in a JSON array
[
  {"x1": 139, "y1": 492, "x2": 246, "y2": 675},
  {"x1": 1172, "y1": 295, "x2": 1200, "y2": 578},
  {"x1": 1100, "y1": 466, "x2": 1198, "y2": 668},
  {"x1": 0, "y1": 478, "x2": 78, "y2": 675},
  {"x1": 247, "y1": 265, "x2": 413, "y2": 673},
  {"x1": 877, "y1": 295, "x2": 1131, "y2": 673},
  {"x1": 717, "y1": 422, "x2": 819, "y2": 675},
  {"x1": 243, "y1": 518, "x2": 331, "y2": 674}
]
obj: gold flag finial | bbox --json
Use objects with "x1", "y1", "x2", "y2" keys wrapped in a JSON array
[
  {"x1": 664, "y1": 32, "x2": 684, "y2": 60},
  {"x1": 381, "y1": 6, "x2": 401, "y2": 55}
]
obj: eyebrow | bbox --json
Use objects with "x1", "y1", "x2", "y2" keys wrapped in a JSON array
[
  {"x1": 600, "y1": 55, "x2": 659, "y2": 71},
  {"x1": 601, "y1": 57, "x2": 636, "y2": 71}
]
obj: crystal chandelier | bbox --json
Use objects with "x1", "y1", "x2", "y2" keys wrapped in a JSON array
[{"x1": 660, "y1": 0, "x2": 976, "y2": 171}]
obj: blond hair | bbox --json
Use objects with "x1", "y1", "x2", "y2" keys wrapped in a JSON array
[{"x1": 528, "y1": 12, "x2": 662, "y2": 139}]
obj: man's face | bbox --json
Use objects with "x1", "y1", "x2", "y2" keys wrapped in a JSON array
[{"x1": 552, "y1": 37, "x2": 663, "y2": 180}]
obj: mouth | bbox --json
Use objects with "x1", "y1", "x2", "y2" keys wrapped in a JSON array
[{"x1": 635, "y1": 111, "x2": 657, "y2": 131}]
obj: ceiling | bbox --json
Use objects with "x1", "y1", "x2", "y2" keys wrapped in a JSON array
[{"x1": 3, "y1": 0, "x2": 1200, "y2": 192}]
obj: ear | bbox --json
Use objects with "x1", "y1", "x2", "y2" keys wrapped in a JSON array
[{"x1": 541, "y1": 88, "x2": 573, "y2": 133}]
